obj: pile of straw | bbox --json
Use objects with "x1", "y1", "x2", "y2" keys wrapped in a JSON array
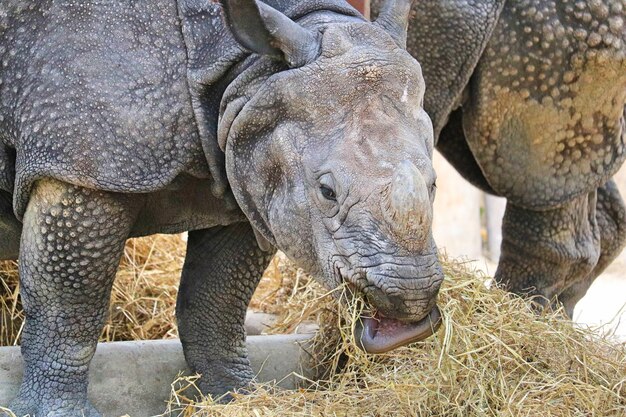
[
  {"x1": 1, "y1": 235, "x2": 625, "y2": 416},
  {"x1": 0, "y1": 237, "x2": 320, "y2": 346},
  {"x1": 0, "y1": 234, "x2": 186, "y2": 346},
  {"x1": 168, "y1": 260, "x2": 626, "y2": 417},
  {"x1": 0, "y1": 235, "x2": 313, "y2": 346},
  {"x1": 0, "y1": 260, "x2": 21, "y2": 346}
]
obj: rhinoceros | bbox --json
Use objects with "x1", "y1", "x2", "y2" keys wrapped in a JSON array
[
  {"x1": 0, "y1": 0, "x2": 443, "y2": 415},
  {"x1": 370, "y1": 0, "x2": 626, "y2": 317}
]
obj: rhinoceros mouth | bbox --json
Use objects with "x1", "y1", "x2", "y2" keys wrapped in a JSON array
[{"x1": 354, "y1": 306, "x2": 442, "y2": 354}]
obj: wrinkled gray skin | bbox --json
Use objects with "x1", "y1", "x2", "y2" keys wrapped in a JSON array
[
  {"x1": 0, "y1": 0, "x2": 442, "y2": 415},
  {"x1": 372, "y1": 0, "x2": 626, "y2": 316}
]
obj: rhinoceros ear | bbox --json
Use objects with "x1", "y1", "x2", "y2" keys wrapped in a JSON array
[
  {"x1": 374, "y1": 0, "x2": 416, "y2": 48},
  {"x1": 220, "y1": 0, "x2": 321, "y2": 68}
]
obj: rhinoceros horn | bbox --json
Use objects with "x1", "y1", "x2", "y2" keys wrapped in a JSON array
[
  {"x1": 374, "y1": 0, "x2": 416, "y2": 48},
  {"x1": 221, "y1": 0, "x2": 321, "y2": 68},
  {"x1": 384, "y1": 160, "x2": 432, "y2": 250}
]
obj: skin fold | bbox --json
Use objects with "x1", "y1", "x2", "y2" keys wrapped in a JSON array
[{"x1": 0, "y1": 1, "x2": 443, "y2": 415}]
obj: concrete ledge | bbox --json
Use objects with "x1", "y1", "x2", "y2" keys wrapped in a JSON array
[
  {"x1": 0, "y1": 335, "x2": 314, "y2": 417},
  {"x1": 245, "y1": 311, "x2": 318, "y2": 336},
  {"x1": 245, "y1": 311, "x2": 279, "y2": 335}
]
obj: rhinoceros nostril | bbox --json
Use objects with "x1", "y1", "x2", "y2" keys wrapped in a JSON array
[
  {"x1": 345, "y1": 281, "x2": 358, "y2": 294},
  {"x1": 362, "y1": 286, "x2": 396, "y2": 315},
  {"x1": 335, "y1": 264, "x2": 354, "y2": 289}
]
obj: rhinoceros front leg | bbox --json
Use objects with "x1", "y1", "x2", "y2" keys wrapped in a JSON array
[
  {"x1": 176, "y1": 223, "x2": 274, "y2": 399},
  {"x1": 9, "y1": 179, "x2": 137, "y2": 417},
  {"x1": 495, "y1": 191, "x2": 601, "y2": 316},
  {"x1": 558, "y1": 180, "x2": 626, "y2": 317}
]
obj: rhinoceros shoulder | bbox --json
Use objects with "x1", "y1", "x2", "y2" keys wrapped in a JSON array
[{"x1": 0, "y1": 1, "x2": 213, "y2": 217}]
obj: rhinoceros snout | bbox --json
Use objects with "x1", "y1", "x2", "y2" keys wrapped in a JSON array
[
  {"x1": 338, "y1": 255, "x2": 443, "y2": 321},
  {"x1": 361, "y1": 275, "x2": 441, "y2": 321},
  {"x1": 345, "y1": 261, "x2": 444, "y2": 354}
]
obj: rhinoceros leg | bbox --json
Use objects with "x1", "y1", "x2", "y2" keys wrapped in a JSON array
[
  {"x1": 495, "y1": 191, "x2": 601, "y2": 316},
  {"x1": 558, "y1": 180, "x2": 626, "y2": 317},
  {"x1": 0, "y1": 190, "x2": 21, "y2": 260},
  {"x1": 9, "y1": 179, "x2": 137, "y2": 417},
  {"x1": 176, "y1": 223, "x2": 274, "y2": 399}
]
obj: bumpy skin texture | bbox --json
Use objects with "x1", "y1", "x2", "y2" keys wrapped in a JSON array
[
  {"x1": 466, "y1": 1, "x2": 626, "y2": 208},
  {"x1": 0, "y1": 1, "x2": 211, "y2": 217},
  {"x1": 498, "y1": 179, "x2": 626, "y2": 315},
  {"x1": 468, "y1": 0, "x2": 626, "y2": 308},
  {"x1": 372, "y1": 0, "x2": 626, "y2": 312},
  {"x1": 1, "y1": 1, "x2": 444, "y2": 415},
  {"x1": 177, "y1": 223, "x2": 275, "y2": 398},
  {"x1": 10, "y1": 179, "x2": 139, "y2": 417},
  {"x1": 497, "y1": 190, "x2": 601, "y2": 306}
]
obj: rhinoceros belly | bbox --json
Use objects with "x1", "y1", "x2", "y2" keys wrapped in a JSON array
[
  {"x1": 464, "y1": 0, "x2": 626, "y2": 209},
  {"x1": 130, "y1": 174, "x2": 245, "y2": 237}
]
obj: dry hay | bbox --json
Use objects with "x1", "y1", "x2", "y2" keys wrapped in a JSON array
[
  {"x1": 166, "y1": 260, "x2": 626, "y2": 417},
  {"x1": 1, "y1": 235, "x2": 625, "y2": 416},
  {"x1": 0, "y1": 234, "x2": 186, "y2": 346},
  {"x1": 0, "y1": 236, "x2": 311, "y2": 346},
  {"x1": 103, "y1": 234, "x2": 183, "y2": 341},
  {"x1": 0, "y1": 260, "x2": 21, "y2": 346}
]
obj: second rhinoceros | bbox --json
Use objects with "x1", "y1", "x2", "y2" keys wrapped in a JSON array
[
  {"x1": 0, "y1": 0, "x2": 442, "y2": 415},
  {"x1": 371, "y1": 0, "x2": 626, "y2": 317}
]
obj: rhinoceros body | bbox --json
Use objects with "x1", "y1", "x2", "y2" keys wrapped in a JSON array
[
  {"x1": 0, "y1": 1, "x2": 446, "y2": 415},
  {"x1": 372, "y1": 0, "x2": 626, "y2": 315}
]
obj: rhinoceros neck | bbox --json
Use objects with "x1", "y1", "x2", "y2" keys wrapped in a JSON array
[{"x1": 176, "y1": 0, "x2": 364, "y2": 199}]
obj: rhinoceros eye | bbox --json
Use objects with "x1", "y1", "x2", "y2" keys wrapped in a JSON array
[
  {"x1": 318, "y1": 173, "x2": 338, "y2": 203},
  {"x1": 320, "y1": 184, "x2": 337, "y2": 201}
]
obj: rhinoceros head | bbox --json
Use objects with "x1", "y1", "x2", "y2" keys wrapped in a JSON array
[{"x1": 219, "y1": 0, "x2": 443, "y2": 353}]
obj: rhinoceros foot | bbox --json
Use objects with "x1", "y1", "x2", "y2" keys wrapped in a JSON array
[{"x1": 8, "y1": 395, "x2": 101, "y2": 417}]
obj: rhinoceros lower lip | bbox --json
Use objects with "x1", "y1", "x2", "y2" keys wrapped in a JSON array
[{"x1": 354, "y1": 306, "x2": 442, "y2": 354}]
